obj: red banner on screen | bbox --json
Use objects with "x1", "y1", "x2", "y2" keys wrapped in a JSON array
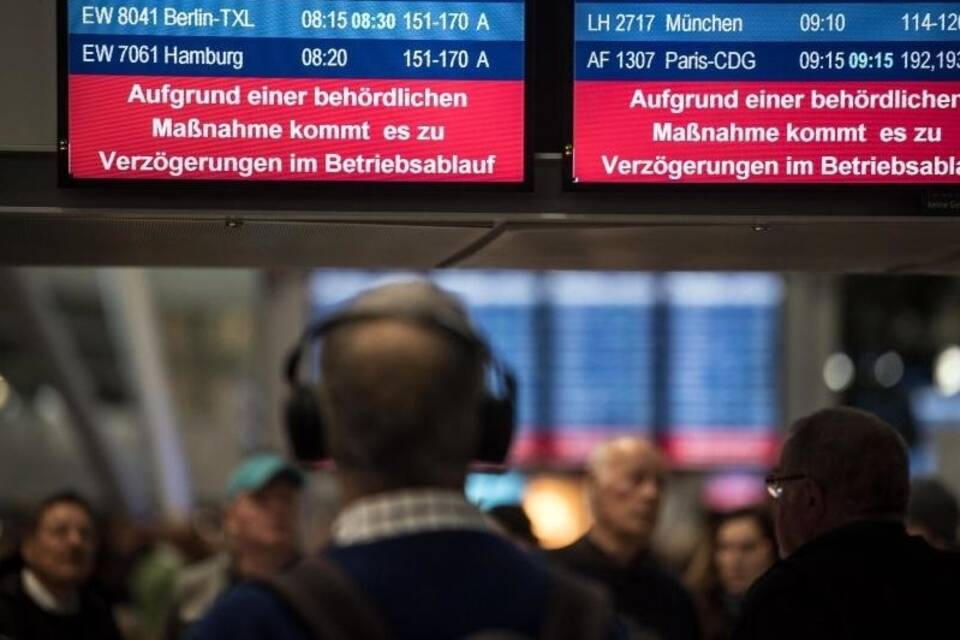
[
  {"x1": 510, "y1": 429, "x2": 778, "y2": 468},
  {"x1": 574, "y1": 81, "x2": 960, "y2": 184},
  {"x1": 69, "y1": 75, "x2": 524, "y2": 182}
]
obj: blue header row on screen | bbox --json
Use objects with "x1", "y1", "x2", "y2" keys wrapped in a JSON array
[
  {"x1": 309, "y1": 271, "x2": 782, "y2": 433},
  {"x1": 69, "y1": 1, "x2": 526, "y2": 41},
  {"x1": 70, "y1": 36, "x2": 525, "y2": 81}
]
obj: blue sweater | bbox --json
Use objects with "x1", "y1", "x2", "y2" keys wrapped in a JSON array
[{"x1": 192, "y1": 530, "x2": 560, "y2": 640}]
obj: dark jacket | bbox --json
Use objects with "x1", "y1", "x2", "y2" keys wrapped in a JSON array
[
  {"x1": 549, "y1": 535, "x2": 700, "y2": 640},
  {"x1": 0, "y1": 557, "x2": 123, "y2": 640},
  {"x1": 732, "y1": 521, "x2": 960, "y2": 640},
  {"x1": 194, "y1": 530, "x2": 622, "y2": 640}
]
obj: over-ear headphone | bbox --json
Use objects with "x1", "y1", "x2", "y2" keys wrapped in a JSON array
[{"x1": 283, "y1": 307, "x2": 517, "y2": 465}]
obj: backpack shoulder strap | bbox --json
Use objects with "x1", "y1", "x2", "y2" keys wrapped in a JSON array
[
  {"x1": 540, "y1": 571, "x2": 617, "y2": 640},
  {"x1": 257, "y1": 556, "x2": 392, "y2": 640}
]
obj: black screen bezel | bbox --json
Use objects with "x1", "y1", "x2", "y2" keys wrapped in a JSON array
[
  {"x1": 561, "y1": 0, "x2": 960, "y2": 201},
  {"x1": 57, "y1": 0, "x2": 535, "y2": 192}
]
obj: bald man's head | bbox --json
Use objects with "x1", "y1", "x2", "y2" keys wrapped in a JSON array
[
  {"x1": 773, "y1": 407, "x2": 910, "y2": 556},
  {"x1": 586, "y1": 437, "x2": 665, "y2": 547},
  {"x1": 319, "y1": 318, "x2": 485, "y2": 490}
]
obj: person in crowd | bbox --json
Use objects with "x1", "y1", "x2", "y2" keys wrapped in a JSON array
[
  {"x1": 0, "y1": 491, "x2": 122, "y2": 640},
  {"x1": 550, "y1": 437, "x2": 700, "y2": 640},
  {"x1": 684, "y1": 507, "x2": 776, "y2": 640},
  {"x1": 127, "y1": 522, "x2": 211, "y2": 640},
  {"x1": 733, "y1": 407, "x2": 960, "y2": 640},
  {"x1": 165, "y1": 452, "x2": 304, "y2": 639},
  {"x1": 193, "y1": 280, "x2": 620, "y2": 639},
  {"x1": 906, "y1": 476, "x2": 958, "y2": 551}
]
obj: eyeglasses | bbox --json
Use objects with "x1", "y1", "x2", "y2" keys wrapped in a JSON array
[{"x1": 764, "y1": 473, "x2": 807, "y2": 499}]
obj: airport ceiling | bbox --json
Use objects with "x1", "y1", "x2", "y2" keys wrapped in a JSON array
[{"x1": 3, "y1": 154, "x2": 960, "y2": 273}]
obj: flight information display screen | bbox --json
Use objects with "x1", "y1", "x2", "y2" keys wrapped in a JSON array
[
  {"x1": 309, "y1": 269, "x2": 782, "y2": 468},
  {"x1": 63, "y1": 0, "x2": 527, "y2": 183},
  {"x1": 572, "y1": 1, "x2": 960, "y2": 184}
]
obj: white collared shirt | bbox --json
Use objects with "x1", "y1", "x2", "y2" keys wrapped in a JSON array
[
  {"x1": 21, "y1": 569, "x2": 79, "y2": 615},
  {"x1": 331, "y1": 489, "x2": 493, "y2": 546}
]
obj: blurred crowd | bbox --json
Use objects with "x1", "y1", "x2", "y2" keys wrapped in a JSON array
[
  {"x1": 1, "y1": 280, "x2": 958, "y2": 640},
  {"x1": 2, "y1": 442, "x2": 955, "y2": 640}
]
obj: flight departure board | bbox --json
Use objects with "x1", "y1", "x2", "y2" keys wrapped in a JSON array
[
  {"x1": 63, "y1": 0, "x2": 527, "y2": 183},
  {"x1": 662, "y1": 273, "x2": 781, "y2": 467},
  {"x1": 572, "y1": 1, "x2": 960, "y2": 184},
  {"x1": 309, "y1": 269, "x2": 782, "y2": 467}
]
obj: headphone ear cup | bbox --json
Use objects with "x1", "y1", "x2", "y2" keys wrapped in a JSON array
[
  {"x1": 285, "y1": 384, "x2": 327, "y2": 462},
  {"x1": 477, "y1": 394, "x2": 515, "y2": 464}
]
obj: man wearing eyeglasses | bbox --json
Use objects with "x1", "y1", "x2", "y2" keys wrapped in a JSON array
[{"x1": 733, "y1": 407, "x2": 960, "y2": 640}]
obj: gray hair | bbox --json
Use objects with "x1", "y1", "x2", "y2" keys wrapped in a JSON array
[
  {"x1": 318, "y1": 284, "x2": 485, "y2": 489},
  {"x1": 585, "y1": 436, "x2": 660, "y2": 483},
  {"x1": 784, "y1": 407, "x2": 909, "y2": 519}
]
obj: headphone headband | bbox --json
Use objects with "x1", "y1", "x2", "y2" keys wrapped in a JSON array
[{"x1": 283, "y1": 282, "x2": 517, "y2": 465}]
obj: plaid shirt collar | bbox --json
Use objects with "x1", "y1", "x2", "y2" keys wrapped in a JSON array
[{"x1": 331, "y1": 488, "x2": 492, "y2": 546}]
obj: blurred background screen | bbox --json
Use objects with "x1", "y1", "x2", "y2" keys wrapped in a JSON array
[{"x1": 309, "y1": 269, "x2": 783, "y2": 468}]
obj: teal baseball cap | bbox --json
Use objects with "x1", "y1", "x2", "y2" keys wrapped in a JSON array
[{"x1": 226, "y1": 453, "x2": 304, "y2": 500}]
